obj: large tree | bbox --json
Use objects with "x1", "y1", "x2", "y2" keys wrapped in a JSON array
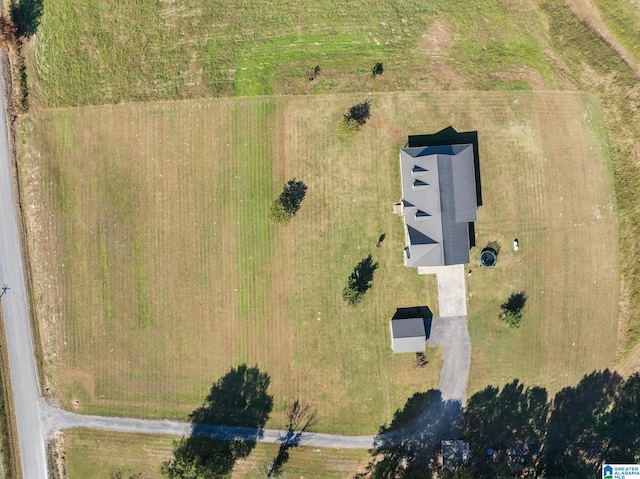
[
  {"x1": 453, "y1": 370, "x2": 640, "y2": 478},
  {"x1": 161, "y1": 364, "x2": 273, "y2": 479}
]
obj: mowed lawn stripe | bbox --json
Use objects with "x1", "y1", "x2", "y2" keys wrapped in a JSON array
[
  {"x1": 62, "y1": 428, "x2": 372, "y2": 479},
  {"x1": 467, "y1": 93, "x2": 618, "y2": 393},
  {"x1": 19, "y1": 92, "x2": 617, "y2": 433},
  {"x1": 27, "y1": 0, "x2": 558, "y2": 107}
]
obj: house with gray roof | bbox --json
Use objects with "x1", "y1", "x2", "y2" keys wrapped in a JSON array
[
  {"x1": 399, "y1": 128, "x2": 480, "y2": 268},
  {"x1": 390, "y1": 318, "x2": 426, "y2": 354}
]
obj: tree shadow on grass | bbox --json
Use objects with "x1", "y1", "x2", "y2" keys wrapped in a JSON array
[
  {"x1": 607, "y1": 372, "x2": 640, "y2": 463},
  {"x1": 11, "y1": 0, "x2": 44, "y2": 37},
  {"x1": 161, "y1": 364, "x2": 273, "y2": 478},
  {"x1": 364, "y1": 390, "x2": 464, "y2": 477},
  {"x1": 464, "y1": 380, "x2": 548, "y2": 478},
  {"x1": 267, "y1": 400, "x2": 317, "y2": 477},
  {"x1": 455, "y1": 370, "x2": 639, "y2": 478},
  {"x1": 501, "y1": 291, "x2": 526, "y2": 315},
  {"x1": 543, "y1": 369, "x2": 623, "y2": 478},
  {"x1": 343, "y1": 254, "x2": 379, "y2": 306}
]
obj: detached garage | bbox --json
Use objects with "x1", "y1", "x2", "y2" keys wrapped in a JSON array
[{"x1": 390, "y1": 318, "x2": 426, "y2": 354}]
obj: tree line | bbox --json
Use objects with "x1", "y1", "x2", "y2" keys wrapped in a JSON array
[{"x1": 360, "y1": 370, "x2": 640, "y2": 478}]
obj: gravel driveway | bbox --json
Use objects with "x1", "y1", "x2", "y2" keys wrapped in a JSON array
[{"x1": 41, "y1": 264, "x2": 472, "y2": 457}]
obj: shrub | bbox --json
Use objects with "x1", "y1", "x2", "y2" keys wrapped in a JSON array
[
  {"x1": 371, "y1": 62, "x2": 384, "y2": 78},
  {"x1": 269, "y1": 178, "x2": 307, "y2": 223},
  {"x1": 337, "y1": 100, "x2": 371, "y2": 138},
  {"x1": 499, "y1": 291, "x2": 527, "y2": 328},
  {"x1": 342, "y1": 255, "x2": 379, "y2": 305},
  {"x1": 337, "y1": 117, "x2": 361, "y2": 138}
]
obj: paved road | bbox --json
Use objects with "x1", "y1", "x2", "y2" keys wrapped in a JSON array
[
  {"x1": 0, "y1": 58, "x2": 470, "y2": 471},
  {"x1": 0, "y1": 75, "x2": 48, "y2": 476}
]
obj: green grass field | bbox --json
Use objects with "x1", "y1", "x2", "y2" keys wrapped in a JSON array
[
  {"x1": 466, "y1": 92, "x2": 619, "y2": 393},
  {"x1": 25, "y1": 0, "x2": 555, "y2": 107},
  {"x1": 539, "y1": 1, "x2": 640, "y2": 362},
  {"x1": 20, "y1": 93, "x2": 444, "y2": 434},
  {"x1": 19, "y1": 91, "x2": 618, "y2": 436},
  {"x1": 63, "y1": 428, "x2": 371, "y2": 478},
  {"x1": 14, "y1": 0, "x2": 638, "y2": 475},
  {"x1": 592, "y1": 0, "x2": 640, "y2": 63}
]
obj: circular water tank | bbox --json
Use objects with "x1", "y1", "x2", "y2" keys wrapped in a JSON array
[{"x1": 480, "y1": 248, "x2": 497, "y2": 268}]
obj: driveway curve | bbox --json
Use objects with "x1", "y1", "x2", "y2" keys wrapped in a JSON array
[{"x1": 0, "y1": 68, "x2": 470, "y2": 472}]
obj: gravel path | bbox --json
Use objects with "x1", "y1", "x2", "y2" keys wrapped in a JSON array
[
  {"x1": 0, "y1": 66, "x2": 470, "y2": 474},
  {"x1": 41, "y1": 404, "x2": 376, "y2": 449},
  {"x1": 41, "y1": 271, "x2": 471, "y2": 455}
]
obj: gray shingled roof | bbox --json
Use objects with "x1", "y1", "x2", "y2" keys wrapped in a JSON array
[
  {"x1": 400, "y1": 143, "x2": 477, "y2": 267},
  {"x1": 390, "y1": 318, "x2": 426, "y2": 354}
]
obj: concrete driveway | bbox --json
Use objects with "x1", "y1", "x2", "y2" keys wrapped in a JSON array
[{"x1": 417, "y1": 264, "x2": 467, "y2": 317}]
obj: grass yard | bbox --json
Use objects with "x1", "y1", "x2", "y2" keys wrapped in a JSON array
[
  {"x1": 591, "y1": 0, "x2": 640, "y2": 63},
  {"x1": 19, "y1": 91, "x2": 619, "y2": 435},
  {"x1": 63, "y1": 428, "x2": 371, "y2": 478},
  {"x1": 20, "y1": 93, "x2": 444, "y2": 434},
  {"x1": 466, "y1": 92, "x2": 619, "y2": 394},
  {"x1": 24, "y1": 0, "x2": 556, "y2": 107}
]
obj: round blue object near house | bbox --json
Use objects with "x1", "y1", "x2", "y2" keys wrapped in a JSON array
[{"x1": 479, "y1": 247, "x2": 497, "y2": 267}]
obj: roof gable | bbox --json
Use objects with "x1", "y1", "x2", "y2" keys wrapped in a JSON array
[{"x1": 407, "y1": 225, "x2": 438, "y2": 245}]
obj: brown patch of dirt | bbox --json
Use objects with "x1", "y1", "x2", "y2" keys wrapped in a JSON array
[
  {"x1": 492, "y1": 66, "x2": 547, "y2": 91},
  {"x1": 616, "y1": 278, "x2": 632, "y2": 361},
  {"x1": 17, "y1": 121, "x2": 65, "y2": 393},
  {"x1": 406, "y1": 62, "x2": 470, "y2": 91},
  {"x1": 414, "y1": 20, "x2": 454, "y2": 55},
  {"x1": 617, "y1": 341, "x2": 640, "y2": 377},
  {"x1": 49, "y1": 432, "x2": 66, "y2": 479},
  {"x1": 326, "y1": 457, "x2": 367, "y2": 471},
  {"x1": 616, "y1": 277, "x2": 640, "y2": 376},
  {"x1": 405, "y1": 20, "x2": 469, "y2": 90}
]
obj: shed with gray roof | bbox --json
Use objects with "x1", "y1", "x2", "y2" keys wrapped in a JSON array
[
  {"x1": 400, "y1": 129, "x2": 480, "y2": 268},
  {"x1": 390, "y1": 318, "x2": 426, "y2": 354}
]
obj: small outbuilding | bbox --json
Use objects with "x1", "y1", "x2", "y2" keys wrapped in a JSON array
[
  {"x1": 441, "y1": 440, "x2": 470, "y2": 470},
  {"x1": 390, "y1": 318, "x2": 426, "y2": 354}
]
